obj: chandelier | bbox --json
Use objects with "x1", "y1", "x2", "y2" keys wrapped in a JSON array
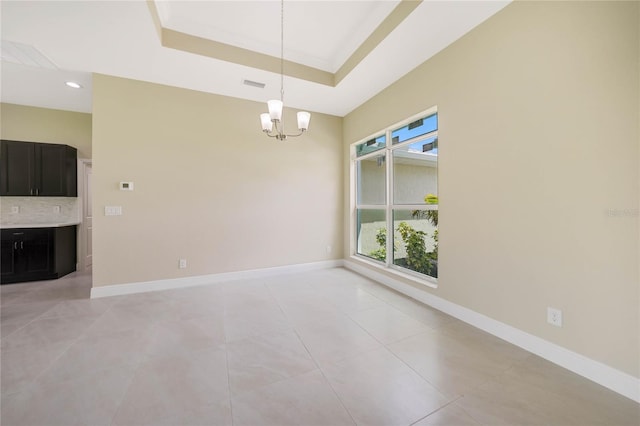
[{"x1": 259, "y1": 0, "x2": 311, "y2": 140}]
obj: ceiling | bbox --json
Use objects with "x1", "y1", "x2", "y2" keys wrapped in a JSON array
[{"x1": 0, "y1": 0, "x2": 510, "y2": 117}]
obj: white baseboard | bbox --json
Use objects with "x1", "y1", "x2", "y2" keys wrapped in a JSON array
[
  {"x1": 90, "y1": 259, "x2": 343, "y2": 299},
  {"x1": 343, "y1": 258, "x2": 640, "y2": 403}
]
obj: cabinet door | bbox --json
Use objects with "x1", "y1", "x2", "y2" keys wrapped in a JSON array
[
  {"x1": 22, "y1": 229, "x2": 52, "y2": 274},
  {"x1": 0, "y1": 140, "x2": 35, "y2": 196},
  {"x1": 64, "y1": 145, "x2": 77, "y2": 197},
  {"x1": 36, "y1": 143, "x2": 67, "y2": 196},
  {"x1": 54, "y1": 226, "x2": 77, "y2": 277},
  {"x1": 0, "y1": 233, "x2": 17, "y2": 277}
]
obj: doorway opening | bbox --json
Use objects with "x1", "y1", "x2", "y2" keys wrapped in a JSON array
[{"x1": 79, "y1": 159, "x2": 92, "y2": 273}]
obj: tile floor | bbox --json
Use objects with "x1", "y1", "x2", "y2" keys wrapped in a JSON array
[{"x1": 1, "y1": 268, "x2": 638, "y2": 425}]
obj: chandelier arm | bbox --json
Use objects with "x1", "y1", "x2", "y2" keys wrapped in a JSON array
[
  {"x1": 272, "y1": 119, "x2": 282, "y2": 137},
  {"x1": 284, "y1": 130, "x2": 305, "y2": 138}
]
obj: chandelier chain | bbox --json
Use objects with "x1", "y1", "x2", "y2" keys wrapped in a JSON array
[{"x1": 280, "y1": 0, "x2": 284, "y2": 104}]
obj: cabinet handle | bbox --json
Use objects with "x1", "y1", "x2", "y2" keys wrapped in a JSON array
[
  {"x1": 14, "y1": 242, "x2": 17, "y2": 250},
  {"x1": 20, "y1": 241, "x2": 24, "y2": 250},
  {"x1": 30, "y1": 188, "x2": 33, "y2": 195},
  {"x1": 36, "y1": 188, "x2": 39, "y2": 196}
]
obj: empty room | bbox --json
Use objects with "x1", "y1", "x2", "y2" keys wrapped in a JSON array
[{"x1": 1, "y1": 1, "x2": 638, "y2": 425}]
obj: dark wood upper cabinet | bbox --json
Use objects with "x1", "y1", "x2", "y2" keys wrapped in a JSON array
[
  {"x1": 1, "y1": 140, "x2": 77, "y2": 197},
  {"x1": 37, "y1": 143, "x2": 73, "y2": 196},
  {"x1": 0, "y1": 140, "x2": 34, "y2": 196}
]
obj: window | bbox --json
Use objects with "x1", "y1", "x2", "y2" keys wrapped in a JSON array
[{"x1": 353, "y1": 109, "x2": 438, "y2": 281}]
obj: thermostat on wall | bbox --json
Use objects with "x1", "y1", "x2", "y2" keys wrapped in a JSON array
[{"x1": 120, "y1": 182, "x2": 134, "y2": 191}]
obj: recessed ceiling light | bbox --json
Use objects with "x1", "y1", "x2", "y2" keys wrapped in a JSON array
[{"x1": 65, "y1": 81, "x2": 82, "y2": 89}]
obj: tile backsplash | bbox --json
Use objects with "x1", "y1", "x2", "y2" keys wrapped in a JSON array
[{"x1": 1, "y1": 197, "x2": 80, "y2": 225}]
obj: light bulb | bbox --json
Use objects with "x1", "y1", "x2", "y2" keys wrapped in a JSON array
[
  {"x1": 260, "y1": 113, "x2": 273, "y2": 132},
  {"x1": 297, "y1": 111, "x2": 311, "y2": 131},
  {"x1": 267, "y1": 100, "x2": 283, "y2": 121}
]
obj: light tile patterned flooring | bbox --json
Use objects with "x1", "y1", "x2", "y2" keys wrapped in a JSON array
[{"x1": 1, "y1": 268, "x2": 638, "y2": 425}]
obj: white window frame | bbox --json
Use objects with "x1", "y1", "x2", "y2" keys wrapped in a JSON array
[{"x1": 350, "y1": 106, "x2": 438, "y2": 288}]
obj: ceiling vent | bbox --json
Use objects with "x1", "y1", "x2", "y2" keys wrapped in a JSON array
[
  {"x1": 242, "y1": 79, "x2": 266, "y2": 89},
  {"x1": 1, "y1": 40, "x2": 58, "y2": 69}
]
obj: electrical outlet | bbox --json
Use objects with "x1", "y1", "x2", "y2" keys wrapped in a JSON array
[
  {"x1": 326, "y1": 245, "x2": 332, "y2": 253},
  {"x1": 179, "y1": 259, "x2": 187, "y2": 269},
  {"x1": 547, "y1": 307, "x2": 563, "y2": 327},
  {"x1": 53, "y1": 205, "x2": 61, "y2": 214},
  {"x1": 10, "y1": 206, "x2": 19, "y2": 214}
]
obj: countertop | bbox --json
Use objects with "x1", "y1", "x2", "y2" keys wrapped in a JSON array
[{"x1": 0, "y1": 222, "x2": 80, "y2": 229}]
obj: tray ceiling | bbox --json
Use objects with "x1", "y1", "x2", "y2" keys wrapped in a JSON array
[{"x1": 0, "y1": 1, "x2": 510, "y2": 116}]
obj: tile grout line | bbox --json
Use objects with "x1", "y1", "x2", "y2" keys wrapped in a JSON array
[
  {"x1": 381, "y1": 329, "x2": 504, "y2": 411},
  {"x1": 283, "y1": 272, "x2": 444, "y2": 425},
  {"x1": 408, "y1": 395, "x2": 466, "y2": 426},
  {"x1": 263, "y1": 277, "x2": 299, "y2": 328},
  {"x1": 228, "y1": 273, "x2": 359, "y2": 424},
  {"x1": 455, "y1": 400, "x2": 484, "y2": 426},
  {"x1": 274, "y1": 272, "x2": 362, "y2": 425},
  {"x1": 352, "y1": 276, "x2": 457, "y2": 331},
  {"x1": 107, "y1": 352, "x2": 149, "y2": 426},
  {"x1": 1, "y1": 273, "x2": 97, "y2": 341},
  {"x1": 18, "y1": 303, "x2": 118, "y2": 396},
  {"x1": 0, "y1": 299, "x2": 64, "y2": 342},
  {"x1": 221, "y1": 313, "x2": 236, "y2": 426},
  {"x1": 381, "y1": 338, "x2": 458, "y2": 410},
  {"x1": 291, "y1": 327, "x2": 359, "y2": 426}
]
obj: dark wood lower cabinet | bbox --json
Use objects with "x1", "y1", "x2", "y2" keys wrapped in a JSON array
[{"x1": 1, "y1": 226, "x2": 77, "y2": 284}]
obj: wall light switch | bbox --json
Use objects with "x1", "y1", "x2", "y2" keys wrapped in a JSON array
[
  {"x1": 10, "y1": 206, "x2": 19, "y2": 214},
  {"x1": 105, "y1": 206, "x2": 123, "y2": 216}
]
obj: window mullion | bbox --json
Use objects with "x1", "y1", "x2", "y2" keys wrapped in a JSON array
[
  {"x1": 350, "y1": 146, "x2": 357, "y2": 256},
  {"x1": 391, "y1": 204, "x2": 438, "y2": 211},
  {"x1": 385, "y1": 129, "x2": 393, "y2": 267}
]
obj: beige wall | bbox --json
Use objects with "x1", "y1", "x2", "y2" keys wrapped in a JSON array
[
  {"x1": 92, "y1": 74, "x2": 343, "y2": 287},
  {"x1": 344, "y1": 1, "x2": 639, "y2": 378},
  {"x1": 0, "y1": 103, "x2": 92, "y2": 158}
]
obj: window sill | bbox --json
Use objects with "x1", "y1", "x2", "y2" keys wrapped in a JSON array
[{"x1": 350, "y1": 255, "x2": 438, "y2": 289}]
